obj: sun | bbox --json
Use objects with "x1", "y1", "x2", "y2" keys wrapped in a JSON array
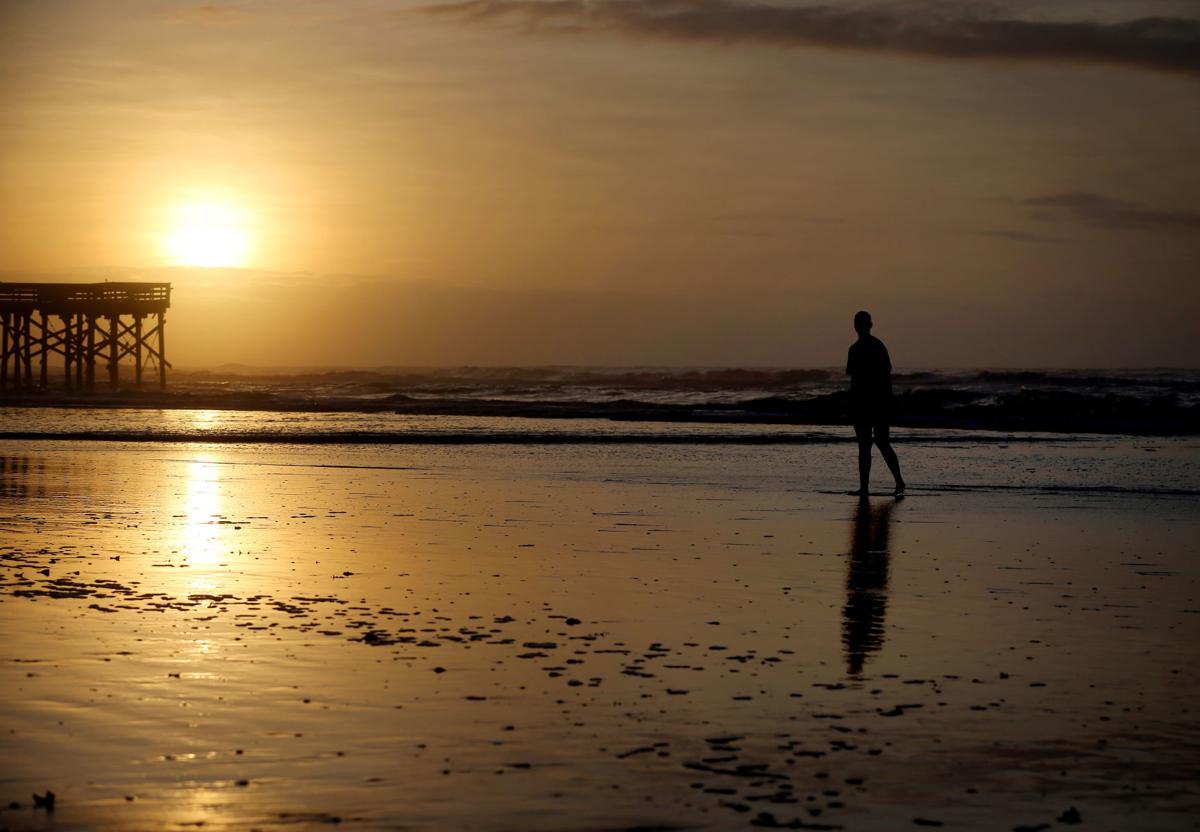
[{"x1": 164, "y1": 200, "x2": 252, "y2": 267}]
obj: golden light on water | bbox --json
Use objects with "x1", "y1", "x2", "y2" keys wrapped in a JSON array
[{"x1": 163, "y1": 200, "x2": 252, "y2": 267}]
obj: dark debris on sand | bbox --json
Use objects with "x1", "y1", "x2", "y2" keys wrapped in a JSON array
[{"x1": 0, "y1": 543, "x2": 1181, "y2": 830}]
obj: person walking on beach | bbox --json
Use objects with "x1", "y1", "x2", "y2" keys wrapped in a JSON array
[{"x1": 847, "y1": 310, "x2": 905, "y2": 497}]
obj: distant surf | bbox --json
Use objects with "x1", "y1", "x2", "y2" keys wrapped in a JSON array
[{"x1": 1, "y1": 366, "x2": 1197, "y2": 436}]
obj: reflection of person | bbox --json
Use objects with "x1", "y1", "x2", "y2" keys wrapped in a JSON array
[
  {"x1": 842, "y1": 498, "x2": 895, "y2": 676},
  {"x1": 846, "y1": 311, "x2": 905, "y2": 496}
]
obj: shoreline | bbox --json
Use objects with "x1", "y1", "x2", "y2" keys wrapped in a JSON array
[
  {"x1": 0, "y1": 429, "x2": 1116, "y2": 444},
  {"x1": 2, "y1": 392, "x2": 1196, "y2": 436}
]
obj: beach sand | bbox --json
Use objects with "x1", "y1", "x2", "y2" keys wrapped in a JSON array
[{"x1": 1, "y1": 440, "x2": 1198, "y2": 830}]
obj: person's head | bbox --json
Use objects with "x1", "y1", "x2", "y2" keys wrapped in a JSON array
[{"x1": 853, "y1": 310, "x2": 872, "y2": 336}]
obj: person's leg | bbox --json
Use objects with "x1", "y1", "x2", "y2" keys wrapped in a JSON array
[
  {"x1": 855, "y1": 423, "x2": 872, "y2": 495},
  {"x1": 874, "y1": 422, "x2": 905, "y2": 493}
]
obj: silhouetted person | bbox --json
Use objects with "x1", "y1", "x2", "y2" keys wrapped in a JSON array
[
  {"x1": 846, "y1": 310, "x2": 904, "y2": 496},
  {"x1": 842, "y1": 497, "x2": 895, "y2": 676}
]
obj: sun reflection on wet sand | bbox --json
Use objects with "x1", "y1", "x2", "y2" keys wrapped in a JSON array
[{"x1": 176, "y1": 454, "x2": 224, "y2": 571}]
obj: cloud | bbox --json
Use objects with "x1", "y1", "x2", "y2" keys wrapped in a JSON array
[
  {"x1": 1025, "y1": 192, "x2": 1200, "y2": 231},
  {"x1": 417, "y1": 0, "x2": 1200, "y2": 76}
]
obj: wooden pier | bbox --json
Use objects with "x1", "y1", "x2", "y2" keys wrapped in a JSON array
[{"x1": 0, "y1": 282, "x2": 171, "y2": 391}]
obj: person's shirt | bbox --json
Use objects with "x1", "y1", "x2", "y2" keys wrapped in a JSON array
[{"x1": 846, "y1": 335, "x2": 892, "y2": 402}]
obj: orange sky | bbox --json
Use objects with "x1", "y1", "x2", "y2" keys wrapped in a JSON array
[{"x1": 1, "y1": 0, "x2": 1198, "y2": 367}]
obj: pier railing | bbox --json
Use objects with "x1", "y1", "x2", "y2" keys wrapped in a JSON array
[{"x1": 0, "y1": 281, "x2": 171, "y2": 309}]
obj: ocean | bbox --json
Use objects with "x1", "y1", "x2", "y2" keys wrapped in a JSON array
[{"x1": 1, "y1": 366, "x2": 1197, "y2": 440}]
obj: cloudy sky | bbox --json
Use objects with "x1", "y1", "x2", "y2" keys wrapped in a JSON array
[{"x1": 1, "y1": 0, "x2": 1197, "y2": 367}]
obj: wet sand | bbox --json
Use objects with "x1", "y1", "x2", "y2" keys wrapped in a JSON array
[{"x1": 1, "y1": 440, "x2": 1198, "y2": 831}]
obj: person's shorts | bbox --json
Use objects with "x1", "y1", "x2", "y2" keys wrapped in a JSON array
[
  {"x1": 852, "y1": 399, "x2": 891, "y2": 435},
  {"x1": 854, "y1": 418, "x2": 890, "y2": 438}
]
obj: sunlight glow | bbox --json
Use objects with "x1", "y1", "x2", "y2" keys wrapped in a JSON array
[{"x1": 164, "y1": 201, "x2": 252, "y2": 267}]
